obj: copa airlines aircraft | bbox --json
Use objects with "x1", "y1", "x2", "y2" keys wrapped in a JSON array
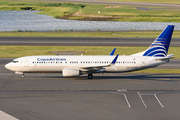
[{"x1": 5, "y1": 25, "x2": 174, "y2": 79}]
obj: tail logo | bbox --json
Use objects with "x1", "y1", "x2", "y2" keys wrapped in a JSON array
[
  {"x1": 143, "y1": 25, "x2": 174, "y2": 57},
  {"x1": 143, "y1": 38, "x2": 167, "y2": 57}
]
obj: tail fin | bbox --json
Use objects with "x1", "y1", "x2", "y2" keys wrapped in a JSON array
[
  {"x1": 143, "y1": 25, "x2": 174, "y2": 57},
  {"x1": 109, "y1": 48, "x2": 116, "y2": 56}
]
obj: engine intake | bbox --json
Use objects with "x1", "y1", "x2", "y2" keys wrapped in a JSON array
[{"x1": 62, "y1": 68, "x2": 81, "y2": 77}]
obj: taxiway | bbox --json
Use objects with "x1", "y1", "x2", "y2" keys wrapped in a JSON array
[
  {"x1": 0, "y1": 37, "x2": 180, "y2": 46},
  {"x1": 0, "y1": 58, "x2": 180, "y2": 120}
]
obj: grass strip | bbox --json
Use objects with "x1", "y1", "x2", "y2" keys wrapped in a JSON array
[
  {"x1": 1, "y1": 1, "x2": 180, "y2": 22},
  {"x1": 100, "y1": 0, "x2": 180, "y2": 4},
  {"x1": 0, "y1": 46, "x2": 179, "y2": 58},
  {"x1": 1, "y1": 31, "x2": 180, "y2": 38}
]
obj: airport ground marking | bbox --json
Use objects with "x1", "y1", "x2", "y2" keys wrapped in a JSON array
[
  {"x1": 0, "y1": 88, "x2": 6, "y2": 90},
  {"x1": 117, "y1": 89, "x2": 127, "y2": 92},
  {"x1": 113, "y1": 89, "x2": 118, "y2": 90},
  {"x1": 122, "y1": 93, "x2": 131, "y2": 108},
  {"x1": 137, "y1": 92, "x2": 147, "y2": 108},
  {"x1": 110, "y1": 92, "x2": 131, "y2": 108},
  {"x1": 138, "y1": 92, "x2": 165, "y2": 108},
  {"x1": 154, "y1": 93, "x2": 164, "y2": 108},
  {"x1": 1, "y1": 88, "x2": 180, "y2": 91}
]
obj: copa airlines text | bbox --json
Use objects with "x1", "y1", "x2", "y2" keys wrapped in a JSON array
[{"x1": 5, "y1": 25, "x2": 174, "y2": 79}]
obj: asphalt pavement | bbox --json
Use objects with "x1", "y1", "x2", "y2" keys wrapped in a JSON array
[
  {"x1": 0, "y1": 37, "x2": 180, "y2": 46},
  {"x1": 0, "y1": 72, "x2": 180, "y2": 120}
]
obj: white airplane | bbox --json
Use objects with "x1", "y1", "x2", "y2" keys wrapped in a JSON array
[{"x1": 5, "y1": 25, "x2": 174, "y2": 79}]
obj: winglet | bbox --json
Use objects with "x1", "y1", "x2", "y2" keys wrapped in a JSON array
[
  {"x1": 111, "y1": 54, "x2": 119, "y2": 64},
  {"x1": 110, "y1": 48, "x2": 116, "y2": 56}
]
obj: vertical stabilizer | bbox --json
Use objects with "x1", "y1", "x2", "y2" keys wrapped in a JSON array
[{"x1": 143, "y1": 25, "x2": 174, "y2": 57}]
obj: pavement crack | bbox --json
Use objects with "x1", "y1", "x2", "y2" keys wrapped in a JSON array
[
  {"x1": 18, "y1": 108, "x2": 43, "y2": 120},
  {"x1": 0, "y1": 74, "x2": 13, "y2": 89}
]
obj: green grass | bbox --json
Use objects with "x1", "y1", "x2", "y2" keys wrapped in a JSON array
[
  {"x1": 0, "y1": 2, "x2": 84, "y2": 17},
  {"x1": 82, "y1": 5, "x2": 180, "y2": 22},
  {"x1": 1, "y1": 31, "x2": 180, "y2": 38},
  {"x1": 0, "y1": 46, "x2": 179, "y2": 59},
  {"x1": 35, "y1": 7, "x2": 70, "y2": 17},
  {"x1": 101, "y1": 0, "x2": 180, "y2": 4},
  {"x1": 1, "y1": 0, "x2": 180, "y2": 22}
]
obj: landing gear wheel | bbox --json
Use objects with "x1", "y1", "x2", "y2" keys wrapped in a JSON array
[
  {"x1": 88, "y1": 73, "x2": 93, "y2": 79},
  {"x1": 21, "y1": 74, "x2": 25, "y2": 78}
]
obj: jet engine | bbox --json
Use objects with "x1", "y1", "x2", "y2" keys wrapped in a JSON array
[{"x1": 62, "y1": 68, "x2": 82, "y2": 77}]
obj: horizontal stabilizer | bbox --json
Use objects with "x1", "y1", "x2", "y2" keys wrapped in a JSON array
[{"x1": 156, "y1": 54, "x2": 174, "y2": 60}]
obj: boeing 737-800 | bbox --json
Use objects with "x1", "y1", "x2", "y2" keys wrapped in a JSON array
[{"x1": 5, "y1": 25, "x2": 174, "y2": 79}]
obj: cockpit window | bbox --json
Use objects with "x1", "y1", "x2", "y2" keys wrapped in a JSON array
[{"x1": 12, "y1": 61, "x2": 18, "y2": 63}]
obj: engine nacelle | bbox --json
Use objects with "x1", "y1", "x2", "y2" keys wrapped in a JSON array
[{"x1": 62, "y1": 68, "x2": 81, "y2": 77}]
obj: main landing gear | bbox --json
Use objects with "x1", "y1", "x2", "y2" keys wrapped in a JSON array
[
  {"x1": 88, "y1": 73, "x2": 93, "y2": 79},
  {"x1": 21, "y1": 74, "x2": 25, "y2": 78}
]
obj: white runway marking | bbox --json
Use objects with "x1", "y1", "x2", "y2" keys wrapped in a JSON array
[
  {"x1": 122, "y1": 93, "x2": 131, "y2": 108},
  {"x1": 0, "y1": 110, "x2": 19, "y2": 120},
  {"x1": 137, "y1": 92, "x2": 147, "y2": 108},
  {"x1": 154, "y1": 94, "x2": 164, "y2": 108},
  {"x1": 110, "y1": 92, "x2": 131, "y2": 108},
  {"x1": 138, "y1": 92, "x2": 164, "y2": 108}
]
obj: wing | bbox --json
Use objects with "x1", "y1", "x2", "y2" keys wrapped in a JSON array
[{"x1": 80, "y1": 54, "x2": 119, "y2": 72}]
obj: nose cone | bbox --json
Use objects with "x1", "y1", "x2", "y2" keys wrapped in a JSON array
[{"x1": 5, "y1": 63, "x2": 11, "y2": 70}]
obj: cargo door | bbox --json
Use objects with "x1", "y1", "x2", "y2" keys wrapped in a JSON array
[{"x1": 141, "y1": 58, "x2": 147, "y2": 66}]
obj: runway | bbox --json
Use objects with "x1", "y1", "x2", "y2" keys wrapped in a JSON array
[
  {"x1": 0, "y1": 37, "x2": 180, "y2": 46},
  {"x1": 0, "y1": 72, "x2": 180, "y2": 120}
]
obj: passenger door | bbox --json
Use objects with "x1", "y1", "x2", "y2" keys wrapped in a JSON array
[{"x1": 24, "y1": 58, "x2": 29, "y2": 67}]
